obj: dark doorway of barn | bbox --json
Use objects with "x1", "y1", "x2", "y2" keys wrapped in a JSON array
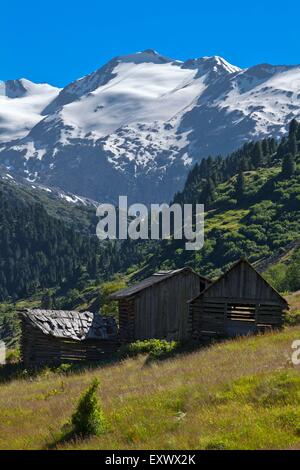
[{"x1": 225, "y1": 303, "x2": 257, "y2": 337}]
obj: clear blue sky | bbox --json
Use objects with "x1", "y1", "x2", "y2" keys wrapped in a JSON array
[{"x1": 2, "y1": 0, "x2": 300, "y2": 87}]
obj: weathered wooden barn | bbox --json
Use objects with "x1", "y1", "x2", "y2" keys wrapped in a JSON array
[
  {"x1": 189, "y1": 259, "x2": 288, "y2": 340},
  {"x1": 19, "y1": 309, "x2": 118, "y2": 367},
  {"x1": 110, "y1": 267, "x2": 211, "y2": 342}
]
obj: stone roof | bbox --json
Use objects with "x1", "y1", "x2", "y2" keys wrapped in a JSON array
[{"x1": 20, "y1": 309, "x2": 118, "y2": 341}]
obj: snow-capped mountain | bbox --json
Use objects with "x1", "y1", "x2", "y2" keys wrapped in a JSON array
[
  {"x1": 0, "y1": 79, "x2": 60, "y2": 142},
  {"x1": 1, "y1": 50, "x2": 300, "y2": 204}
]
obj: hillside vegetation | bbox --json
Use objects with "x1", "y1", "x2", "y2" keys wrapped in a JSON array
[
  {"x1": 0, "y1": 120, "x2": 300, "y2": 303},
  {"x1": 0, "y1": 179, "x2": 141, "y2": 301},
  {"x1": 132, "y1": 119, "x2": 300, "y2": 282},
  {"x1": 1, "y1": 120, "x2": 300, "y2": 354},
  {"x1": 0, "y1": 321, "x2": 299, "y2": 450}
]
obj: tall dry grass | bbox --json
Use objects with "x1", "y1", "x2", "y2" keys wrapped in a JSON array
[{"x1": 0, "y1": 323, "x2": 300, "y2": 450}]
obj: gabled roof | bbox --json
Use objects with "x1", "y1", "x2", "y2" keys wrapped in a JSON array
[
  {"x1": 110, "y1": 267, "x2": 211, "y2": 300},
  {"x1": 188, "y1": 258, "x2": 288, "y2": 306},
  {"x1": 19, "y1": 309, "x2": 118, "y2": 341}
]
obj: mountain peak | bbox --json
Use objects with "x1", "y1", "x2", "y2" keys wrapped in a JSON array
[
  {"x1": 203, "y1": 55, "x2": 241, "y2": 71},
  {"x1": 141, "y1": 49, "x2": 159, "y2": 55},
  {"x1": 114, "y1": 49, "x2": 173, "y2": 65},
  {"x1": 0, "y1": 79, "x2": 60, "y2": 99},
  {"x1": 1, "y1": 79, "x2": 28, "y2": 98},
  {"x1": 2, "y1": 51, "x2": 300, "y2": 206},
  {"x1": 183, "y1": 55, "x2": 241, "y2": 75}
]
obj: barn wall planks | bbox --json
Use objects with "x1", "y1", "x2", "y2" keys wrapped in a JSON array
[
  {"x1": 119, "y1": 299, "x2": 135, "y2": 342},
  {"x1": 204, "y1": 261, "x2": 284, "y2": 302},
  {"x1": 190, "y1": 260, "x2": 287, "y2": 340},
  {"x1": 20, "y1": 319, "x2": 119, "y2": 367},
  {"x1": 132, "y1": 271, "x2": 204, "y2": 341}
]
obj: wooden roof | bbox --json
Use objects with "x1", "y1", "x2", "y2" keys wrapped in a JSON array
[
  {"x1": 188, "y1": 258, "x2": 288, "y2": 306},
  {"x1": 19, "y1": 309, "x2": 118, "y2": 341},
  {"x1": 110, "y1": 267, "x2": 211, "y2": 300}
]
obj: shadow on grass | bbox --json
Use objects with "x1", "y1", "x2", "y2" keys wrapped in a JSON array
[
  {"x1": 138, "y1": 339, "x2": 211, "y2": 367},
  {"x1": 45, "y1": 427, "x2": 107, "y2": 449},
  {"x1": 0, "y1": 340, "x2": 211, "y2": 384},
  {"x1": 0, "y1": 362, "x2": 30, "y2": 384},
  {"x1": 0, "y1": 355, "x2": 126, "y2": 384},
  {"x1": 45, "y1": 428, "x2": 83, "y2": 450}
]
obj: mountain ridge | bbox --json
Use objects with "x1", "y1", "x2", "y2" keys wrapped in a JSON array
[{"x1": 1, "y1": 51, "x2": 300, "y2": 203}]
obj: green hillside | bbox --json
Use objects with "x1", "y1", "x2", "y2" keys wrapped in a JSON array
[
  {"x1": 0, "y1": 178, "x2": 143, "y2": 302},
  {"x1": 1, "y1": 120, "x2": 300, "y2": 348},
  {"x1": 131, "y1": 120, "x2": 300, "y2": 287},
  {"x1": 0, "y1": 178, "x2": 97, "y2": 234},
  {"x1": 0, "y1": 123, "x2": 300, "y2": 450},
  {"x1": 1, "y1": 119, "x2": 300, "y2": 303}
]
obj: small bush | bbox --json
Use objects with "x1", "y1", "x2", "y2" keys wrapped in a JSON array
[
  {"x1": 204, "y1": 439, "x2": 230, "y2": 450},
  {"x1": 285, "y1": 310, "x2": 300, "y2": 326},
  {"x1": 120, "y1": 339, "x2": 179, "y2": 361},
  {"x1": 64, "y1": 378, "x2": 106, "y2": 439},
  {"x1": 54, "y1": 363, "x2": 73, "y2": 374},
  {"x1": 5, "y1": 348, "x2": 20, "y2": 364}
]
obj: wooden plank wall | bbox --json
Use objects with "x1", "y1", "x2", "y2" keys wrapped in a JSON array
[
  {"x1": 190, "y1": 262, "x2": 286, "y2": 339},
  {"x1": 191, "y1": 298, "x2": 285, "y2": 340},
  {"x1": 119, "y1": 299, "x2": 135, "y2": 342},
  {"x1": 133, "y1": 272, "x2": 204, "y2": 341},
  {"x1": 204, "y1": 261, "x2": 286, "y2": 303},
  {"x1": 190, "y1": 262, "x2": 286, "y2": 340},
  {"x1": 20, "y1": 320, "x2": 119, "y2": 367}
]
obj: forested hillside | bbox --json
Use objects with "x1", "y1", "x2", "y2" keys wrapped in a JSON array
[
  {"x1": 0, "y1": 181, "x2": 140, "y2": 300},
  {"x1": 0, "y1": 120, "x2": 300, "y2": 302},
  {"x1": 0, "y1": 182, "x2": 98, "y2": 300},
  {"x1": 134, "y1": 119, "x2": 300, "y2": 287}
]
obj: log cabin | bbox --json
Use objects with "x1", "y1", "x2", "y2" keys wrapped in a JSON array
[
  {"x1": 19, "y1": 309, "x2": 118, "y2": 367},
  {"x1": 189, "y1": 258, "x2": 288, "y2": 340},
  {"x1": 110, "y1": 267, "x2": 211, "y2": 342}
]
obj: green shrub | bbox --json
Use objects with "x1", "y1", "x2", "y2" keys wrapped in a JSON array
[
  {"x1": 263, "y1": 263, "x2": 288, "y2": 292},
  {"x1": 5, "y1": 348, "x2": 20, "y2": 364},
  {"x1": 99, "y1": 279, "x2": 127, "y2": 317},
  {"x1": 285, "y1": 310, "x2": 300, "y2": 326},
  {"x1": 120, "y1": 339, "x2": 179, "y2": 361},
  {"x1": 65, "y1": 378, "x2": 106, "y2": 438},
  {"x1": 263, "y1": 247, "x2": 300, "y2": 293},
  {"x1": 204, "y1": 439, "x2": 230, "y2": 450},
  {"x1": 54, "y1": 363, "x2": 73, "y2": 374}
]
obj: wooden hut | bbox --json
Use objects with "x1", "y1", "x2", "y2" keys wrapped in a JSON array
[
  {"x1": 19, "y1": 309, "x2": 118, "y2": 367},
  {"x1": 189, "y1": 258, "x2": 288, "y2": 340},
  {"x1": 110, "y1": 267, "x2": 211, "y2": 342}
]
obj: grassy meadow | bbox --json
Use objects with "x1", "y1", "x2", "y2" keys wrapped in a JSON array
[{"x1": 0, "y1": 320, "x2": 300, "y2": 449}]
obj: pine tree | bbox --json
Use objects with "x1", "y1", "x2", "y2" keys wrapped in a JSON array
[
  {"x1": 64, "y1": 378, "x2": 106, "y2": 439},
  {"x1": 199, "y1": 158, "x2": 208, "y2": 178},
  {"x1": 290, "y1": 133, "x2": 298, "y2": 157},
  {"x1": 289, "y1": 118, "x2": 298, "y2": 136},
  {"x1": 235, "y1": 170, "x2": 245, "y2": 203},
  {"x1": 239, "y1": 157, "x2": 248, "y2": 171},
  {"x1": 281, "y1": 153, "x2": 296, "y2": 178},
  {"x1": 41, "y1": 290, "x2": 53, "y2": 309},
  {"x1": 262, "y1": 139, "x2": 270, "y2": 156},
  {"x1": 269, "y1": 138, "x2": 277, "y2": 154},
  {"x1": 204, "y1": 178, "x2": 216, "y2": 205},
  {"x1": 252, "y1": 141, "x2": 264, "y2": 167}
]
